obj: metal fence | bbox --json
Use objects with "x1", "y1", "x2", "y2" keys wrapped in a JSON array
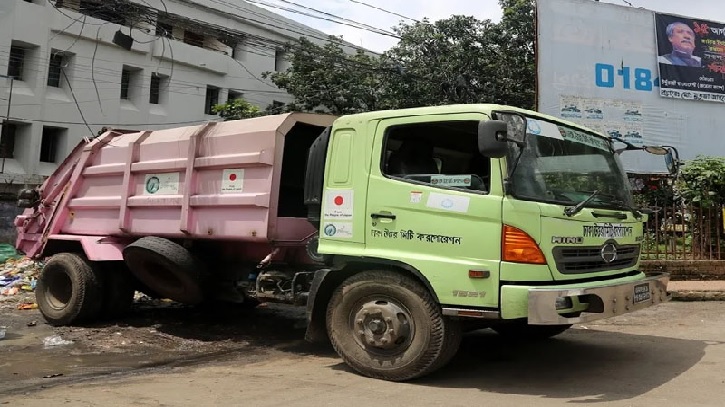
[{"x1": 640, "y1": 203, "x2": 724, "y2": 260}]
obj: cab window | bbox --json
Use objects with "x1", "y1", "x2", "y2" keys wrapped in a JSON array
[{"x1": 381, "y1": 120, "x2": 490, "y2": 193}]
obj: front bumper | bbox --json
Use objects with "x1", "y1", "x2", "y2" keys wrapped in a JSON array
[{"x1": 503, "y1": 272, "x2": 670, "y2": 325}]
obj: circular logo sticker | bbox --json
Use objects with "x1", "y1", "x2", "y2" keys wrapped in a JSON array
[
  {"x1": 323, "y1": 224, "x2": 337, "y2": 237},
  {"x1": 145, "y1": 176, "x2": 160, "y2": 194}
]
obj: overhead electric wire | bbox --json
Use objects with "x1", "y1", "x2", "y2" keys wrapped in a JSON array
[
  {"x1": 344, "y1": 0, "x2": 418, "y2": 22},
  {"x1": 60, "y1": 67, "x2": 95, "y2": 136},
  {"x1": 245, "y1": 0, "x2": 399, "y2": 38}
]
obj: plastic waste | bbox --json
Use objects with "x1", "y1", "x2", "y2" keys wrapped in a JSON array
[
  {"x1": 0, "y1": 327, "x2": 6, "y2": 340},
  {"x1": 43, "y1": 335, "x2": 73, "y2": 348}
]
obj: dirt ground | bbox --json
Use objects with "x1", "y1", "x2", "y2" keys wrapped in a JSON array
[
  {"x1": 2, "y1": 300, "x2": 725, "y2": 406},
  {"x1": 0, "y1": 294, "x2": 309, "y2": 395}
]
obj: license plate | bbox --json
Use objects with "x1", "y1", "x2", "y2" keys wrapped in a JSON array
[{"x1": 633, "y1": 283, "x2": 651, "y2": 304}]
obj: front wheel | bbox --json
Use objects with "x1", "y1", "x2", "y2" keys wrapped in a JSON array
[{"x1": 326, "y1": 270, "x2": 461, "y2": 382}]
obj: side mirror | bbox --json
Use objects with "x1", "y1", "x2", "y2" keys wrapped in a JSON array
[
  {"x1": 477, "y1": 120, "x2": 508, "y2": 158},
  {"x1": 643, "y1": 146, "x2": 669, "y2": 156}
]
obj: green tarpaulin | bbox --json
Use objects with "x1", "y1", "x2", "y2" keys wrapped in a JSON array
[{"x1": 0, "y1": 244, "x2": 20, "y2": 264}]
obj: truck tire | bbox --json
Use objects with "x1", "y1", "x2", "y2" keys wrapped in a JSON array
[
  {"x1": 122, "y1": 237, "x2": 205, "y2": 304},
  {"x1": 36, "y1": 253, "x2": 103, "y2": 326},
  {"x1": 491, "y1": 323, "x2": 572, "y2": 340},
  {"x1": 98, "y1": 262, "x2": 136, "y2": 320},
  {"x1": 326, "y1": 270, "x2": 461, "y2": 382}
]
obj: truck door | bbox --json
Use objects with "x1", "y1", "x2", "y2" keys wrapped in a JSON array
[{"x1": 364, "y1": 113, "x2": 504, "y2": 309}]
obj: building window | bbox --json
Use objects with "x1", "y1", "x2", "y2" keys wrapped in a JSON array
[
  {"x1": 184, "y1": 31, "x2": 205, "y2": 48},
  {"x1": 150, "y1": 72, "x2": 168, "y2": 105},
  {"x1": 227, "y1": 90, "x2": 243, "y2": 103},
  {"x1": 274, "y1": 49, "x2": 286, "y2": 72},
  {"x1": 0, "y1": 123, "x2": 17, "y2": 159},
  {"x1": 8, "y1": 45, "x2": 25, "y2": 80},
  {"x1": 47, "y1": 53, "x2": 66, "y2": 88},
  {"x1": 121, "y1": 69, "x2": 131, "y2": 99},
  {"x1": 40, "y1": 127, "x2": 66, "y2": 163},
  {"x1": 120, "y1": 67, "x2": 141, "y2": 100},
  {"x1": 205, "y1": 86, "x2": 219, "y2": 115}
]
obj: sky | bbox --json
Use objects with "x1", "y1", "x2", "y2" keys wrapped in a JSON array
[{"x1": 256, "y1": 0, "x2": 725, "y2": 53}]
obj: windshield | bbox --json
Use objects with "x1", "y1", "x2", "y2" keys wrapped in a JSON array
[{"x1": 503, "y1": 114, "x2": 634, "y2": 209}]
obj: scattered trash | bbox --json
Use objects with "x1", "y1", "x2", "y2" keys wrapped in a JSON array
[
  {"x1": 17, "y1": 302, "x2": 38, "y2": 310},
  {"x1": 27, "y1": 320, "x2": 37, "y2": 327},
  {"x1": 42, "y1": 373, "x2": 64, "y2": 379},
  {"x1": 0, "y1": 326, "x2": 6, "y2": 340},
  {"x1": 43, "y1": 335, "x2": 74, "y2": 348},
  {"x1": 0, "y1": 245, "x2": 41, "y2": 298}
]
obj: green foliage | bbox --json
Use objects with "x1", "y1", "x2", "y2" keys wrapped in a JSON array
[
  {"x1": 262, "y1": 37, "x2": 384, "y2": 115},
  {"x1": 676, "y1": 155, "x2": 725, "y2": 208},
  {"x1": 263, "y1": 0, "x2": 535, "y2": 114},
  {"x1": 212, "y1": 98, "x2": 262, "y2": 120}
]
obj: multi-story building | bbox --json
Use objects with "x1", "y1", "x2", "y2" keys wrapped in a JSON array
[{"x1": 0, "y1": 0, "x2": 343, "y2": 186}]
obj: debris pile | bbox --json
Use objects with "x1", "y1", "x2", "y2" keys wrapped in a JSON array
[{"x1": 0, "y1": 244, "x2": 41, "y2": 299}]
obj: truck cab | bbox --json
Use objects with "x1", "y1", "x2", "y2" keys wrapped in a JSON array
[{"x1": 302, "y1": 104, "x2": 674, "y2": 380}]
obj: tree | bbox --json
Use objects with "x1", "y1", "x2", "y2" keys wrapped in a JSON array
[
  {"x1": 676, "y1": 156, "x2": 725, "y2": 208},
  {"x1": 212, "y1": 98, "x2": 261, "y2": 120},
  {"x1": 260, "y1": 0, "x2": 536, "y2": 114},
  {"x1": 262, "y1": 37, "x2": 384, "y2": 115},
  {"x1": 380, "y1": 15, "x2": 504, "y2": 108},
  {"x1": 490, "y1": 0, "x2": 536, "y2": 109}
]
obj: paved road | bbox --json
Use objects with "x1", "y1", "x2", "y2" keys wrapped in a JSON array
[{"x1": 2, "y1": 302, "x2": 724, "y2": 406}]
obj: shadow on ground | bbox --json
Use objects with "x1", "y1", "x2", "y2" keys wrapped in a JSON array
[{"x1": 407, "y1": 328, "x2": 709, "y2": 403}]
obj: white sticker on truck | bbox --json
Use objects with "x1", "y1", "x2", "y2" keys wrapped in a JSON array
[
  {"x1": 322, "y1": 222, "x2": 354, "y2": 239},
  {"x1": 144, "y1": 173, "x2": 180, "y2": 195},
  {"x1": 426, "y1": 192, "x2": 470, "y2": 213},
  {"x1": 324, "y1": 189, "x2": 353, "y2": 220},
  {"x1": 221, "y1": 169, "x2": 244, "y2": 193}
]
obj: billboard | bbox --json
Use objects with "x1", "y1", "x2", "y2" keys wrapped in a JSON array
[
  {"x1": 536, "y1": 0, "x2": 725, "y2": 174},
  {"x1": 655, "y1": 13, "x2": 725, "y2": 102}
]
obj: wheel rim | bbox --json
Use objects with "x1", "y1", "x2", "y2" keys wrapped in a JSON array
[
  {"x1": 350, "y1": 297, "x2": 414, "y2": 355},
  {"x1": 44, "y1": 266, "x2": 73, "y2": 310}
]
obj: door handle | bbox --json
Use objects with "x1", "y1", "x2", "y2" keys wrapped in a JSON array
[{"x1": 370, "y1": 212, "x2": 396, "y2": 221}]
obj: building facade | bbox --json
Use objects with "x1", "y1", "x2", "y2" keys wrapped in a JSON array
[{"x1": 0, "y1": 0, "x2": 337, "y2": 186}]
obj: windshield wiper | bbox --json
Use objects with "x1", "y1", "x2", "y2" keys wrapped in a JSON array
[
  {"x1": 606, "y1": 198, "x2": 651, "y2": 220},
  {"x1": 564, "y1": 190, "x2": 599, "y2": 217}
]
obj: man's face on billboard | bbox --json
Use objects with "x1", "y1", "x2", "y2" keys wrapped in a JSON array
[{"x1": 669, "y1": 23, "x2": 696, "y2": 54}]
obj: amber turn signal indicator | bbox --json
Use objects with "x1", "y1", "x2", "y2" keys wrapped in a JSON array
[{"x1": 502, "y1": 225, "x2": 547, "y2": 264}]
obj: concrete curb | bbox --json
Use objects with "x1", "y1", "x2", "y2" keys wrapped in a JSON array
[
  {"x1": 668, "y1": 281, "x2": 725, "y2": 301},
  {"x1": 670, "y1": 291, "x2": 725, "y2": 301}
]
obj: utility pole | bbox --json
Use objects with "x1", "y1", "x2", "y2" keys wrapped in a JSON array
[{"x1": 0, "y1": 74, "x2": 14, "y2": 174}]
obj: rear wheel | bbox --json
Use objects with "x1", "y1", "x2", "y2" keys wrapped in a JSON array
[
  {"x1": 122, "y1": 237, "x2": 205, "y2": 304},
  {"x1": 36, "y1": 253, "x2": 103, "y2": 326},
  {"x1": 326, "y1": 270, "x2": 461, "y2": 382}
]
